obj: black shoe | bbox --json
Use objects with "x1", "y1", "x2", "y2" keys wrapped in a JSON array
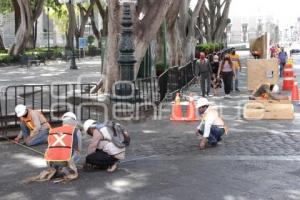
[
  {"x1": 235, "y1": 88, "x2": 240, "y2": 92},
  {"x1": 207, "y1": 142, "x2": 218, "y2": 148}
]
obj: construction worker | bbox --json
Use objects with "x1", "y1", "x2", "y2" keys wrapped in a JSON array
[
  {"x1": 27, "y1": 112, "x2": 82, "y2": 182},
  {"x1": 14, "y1": 104, "x2": 50, "y2": 146},
  {"x1": 249, "y1": 83, "x2": 288, "y2": 101},
  {"x1": 83, "y1": 119, "x2": 129, "y2": 172},
  {"x1": 196, "y1": 98, "x2": 227, "y2": 150}
]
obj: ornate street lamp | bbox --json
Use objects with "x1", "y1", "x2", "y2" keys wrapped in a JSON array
[
  {"x1": 118, "y1": 0, "x2": 137, "y2": 81},
  {"x1": 113, "y1": 0, "x2": 137, "y2": 100}
]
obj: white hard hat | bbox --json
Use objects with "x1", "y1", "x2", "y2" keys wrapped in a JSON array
[
  {"x1": 272, "y1": 84, "x2": 279, "y2": 93},
  {"x1": 62, "y1": 112, "x2": 77, "y2": 121},
  {"x1": 15, "y1": 104, "x2": 27, "y2": 117},
  {"x1": 196, "y1": 98, "x2": 210, "y2": 108},
  {"x1": 83, "y1": 119, "x2": 96, "y2": 133}
]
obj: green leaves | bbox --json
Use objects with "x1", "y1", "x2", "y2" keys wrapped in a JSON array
[{"x1": 0, "y1": 0, "x2": 13, "y2": 14}]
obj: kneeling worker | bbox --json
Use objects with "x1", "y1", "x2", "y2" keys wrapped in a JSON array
[
  {"x1": 14, "y1": 104, "x2": 50, "y2": 146},
  {"x1": 43, "y1": 112, "x2": 82, "y2": 181},
  {"x1": 83, "y1": 119, "x2": 129, "y2": 172},
  {"x1": 196, "y1": 98, "x2": 227, "y2": 150},
  {"x1": 249, "y1": 83, "x2": 288, "y2": 101}
]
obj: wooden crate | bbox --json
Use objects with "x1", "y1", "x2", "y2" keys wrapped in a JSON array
[
  {"x1": 243, "y1": 100, "x2": 294, "y2": 120},
  {"x1": 247, "y1": 59, "x2": 279, "y2": 91}
]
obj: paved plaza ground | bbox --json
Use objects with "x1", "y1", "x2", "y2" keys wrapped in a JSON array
[{"x1": 1, "y1": 52, "x2": 300, "y2": 200}]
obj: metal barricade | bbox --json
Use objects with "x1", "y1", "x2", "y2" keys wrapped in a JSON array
[{"x1": 0, "y1": 83, "x2": 98, "y2": 136}]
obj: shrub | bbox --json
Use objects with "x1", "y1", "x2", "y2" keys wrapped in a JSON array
[
  {"x1": 196, "y1": 42, "x2": 225, "y2": 55},
  {"x1": 87, "y1": 35, "x2": 95, "y2": 46}
]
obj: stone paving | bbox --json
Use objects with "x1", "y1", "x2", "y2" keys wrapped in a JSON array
[{"x1": 1, "y1": 53, "x2": 300, "y2": 200}]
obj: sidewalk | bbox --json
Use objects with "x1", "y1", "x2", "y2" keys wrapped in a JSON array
[
  {"x1": 0, "y1": 56, "x2": 102, "y2": 91},
  {"x1": 1, "y1": 52, "x2": 300, "y2": 200}
]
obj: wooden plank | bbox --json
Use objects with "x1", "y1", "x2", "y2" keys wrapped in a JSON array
[{"x1": 247, "y1": 59, "x2": 279, "y2": 91}]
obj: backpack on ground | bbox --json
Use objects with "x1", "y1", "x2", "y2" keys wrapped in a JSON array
[{"x1": 105, "y1": 121, "x2": 130, "y2": 148}]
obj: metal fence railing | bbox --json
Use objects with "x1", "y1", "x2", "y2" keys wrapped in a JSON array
[
  {"x1": 111, "y1": 77, "x2": 159, "y2": 117},
  {"x1": 0, "y1": 83, "x2": 101, "y2": 137},
  {"x1": 158, "y1": 70, "x2": 168, "y2": 102},
  {"x1": 157, "y1": 61, "x2": 196, "y2": 102}
]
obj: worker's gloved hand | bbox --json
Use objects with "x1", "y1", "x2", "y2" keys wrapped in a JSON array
[{"x1": 199, "y1": 137, "x2": 208, "y2": 150}]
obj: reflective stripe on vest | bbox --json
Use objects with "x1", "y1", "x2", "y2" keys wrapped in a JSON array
[{"x1": 45, "y1": 125, "x2": 75, "y2": 162}]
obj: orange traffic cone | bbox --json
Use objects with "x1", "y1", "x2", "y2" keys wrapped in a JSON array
[
  {"x1": 291, "y1": 81, "x2": 299, "y2": 101},
  {"x1": 186, "y1": 94, "x2": 198, "y2": 121},
  {"x1": 170, "y1": 93, "x2": 183, "y2": 121}
]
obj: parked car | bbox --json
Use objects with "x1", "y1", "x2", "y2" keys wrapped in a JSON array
[{"x1": 290, "y1": 43, "x2": 300, "y2": 55}]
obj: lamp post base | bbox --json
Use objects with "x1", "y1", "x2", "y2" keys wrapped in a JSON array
[
  {"x1": 70, "y1": 57, "x2": 78, "y2": 70},
  {"x1": 70, "y1": 48, "x2": 78, "y2": 70}
]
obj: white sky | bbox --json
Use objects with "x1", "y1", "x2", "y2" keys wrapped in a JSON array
[
  {"x1": 191, "y1": 0, "x2": 300, "y2": 29},
  {"x1": 229, "y1": 0, "x2": 300, "y2": 29}
]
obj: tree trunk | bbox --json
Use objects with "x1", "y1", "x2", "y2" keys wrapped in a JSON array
[
  {"x1": 75, "y1": 0, "x2": 96, "y2": 48},
  {"x1": 102, "y1": 0, "x2": 176, "y2": 93},
  {"x1": 166, "y1": 0, "x2": 182, "y2": 66},
  {"x1": 12, "y1": 0, "x2": 21, "y2": 35},
  {"x1": 95, "y1": 0, "x2": 108, "y2": 36},
  {"x1": 90, "y1": 9, "x2": 101, "y2": 42},
  {"x1": 66, "y1": 3, "x2": 76, "y2": 49},
  {"x1": 103, "y1": 0, "x2": 121, "y2": 92},
  {"x1": 200, "y1": 0, "x2": 232, "y2": 43},
  {"x1": 167, "y1": 0, "x2": 204, "y2": 66},
  {"x1": 133, "y1": 0, "x2": 176, "y2": 77},
  {"x1": 0, "y1": 35, "x2": 5, "y2": 50},
  {"x1": 10, "y1": 0, "x2": 44, "y2": 55},
  {"x1": 213, "y1": 0, "x2": 231, "y2": 42}
]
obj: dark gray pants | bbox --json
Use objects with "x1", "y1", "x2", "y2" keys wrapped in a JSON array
[{"x1": 200, "y1": 72, "x2": 211, "y2": 97}]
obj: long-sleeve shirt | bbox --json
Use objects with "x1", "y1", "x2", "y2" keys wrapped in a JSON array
[
  {"x1": 195, "y1": 59, "x2": 212, "y2": 75},
  {"x1": 21, "y1": 109, "x2": 50, "y2": 137},
  {"x1": 197, "y1": 107, "x2": 224, "y2": 138}
]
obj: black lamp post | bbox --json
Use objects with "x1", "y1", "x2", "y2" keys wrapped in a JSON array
[
  {"x1": 113, "y1": 1, "x2": 136, "y2": 99},
  {"x1": 118, "y1": 3, "x2": 136, "y2": 81},
  {"x1": 69, "y1": 0, "x2": 78, "y2": 70}
]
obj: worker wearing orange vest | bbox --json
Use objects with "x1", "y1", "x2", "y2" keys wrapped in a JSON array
[
  {"x1": 249, "y1": 83, "x2": 288, "y2": 101},
  {"x1": 196, "y1": 98, "x2": 228, "y2": 150},
  {"x1": 44, "y1": 112, "x2": 82, "y2": 181},
  {"x1": 14, "y1": 104, "x2": 50, "y2": 146}
]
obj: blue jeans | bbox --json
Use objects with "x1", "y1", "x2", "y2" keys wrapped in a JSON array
[
  {"x1": 20, "y1": 123, "x2": 49, "y2": 146},
  {"x1": 207, "y1": 125, "x2": 225, "y2": 145},
  {"x1": 231, "y1": 69, "x2": 239, "y2": 90},
  {"x1": 279, "y1": 62, "x2": 285, "y2": 77},
  {"x1": 234, "y1": 69, "x2": 239, "y2": 90}
]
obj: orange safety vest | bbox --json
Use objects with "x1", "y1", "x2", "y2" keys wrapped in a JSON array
[
  {"x1": 260, "y1": 93, "x2": 269, "y2": 100},
  {"x1": 21, "y1": 109, "x2": 50, "y2": 131},
  {"x1": 45, "y1": 125, "x2": 75, "y2": 162}
]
